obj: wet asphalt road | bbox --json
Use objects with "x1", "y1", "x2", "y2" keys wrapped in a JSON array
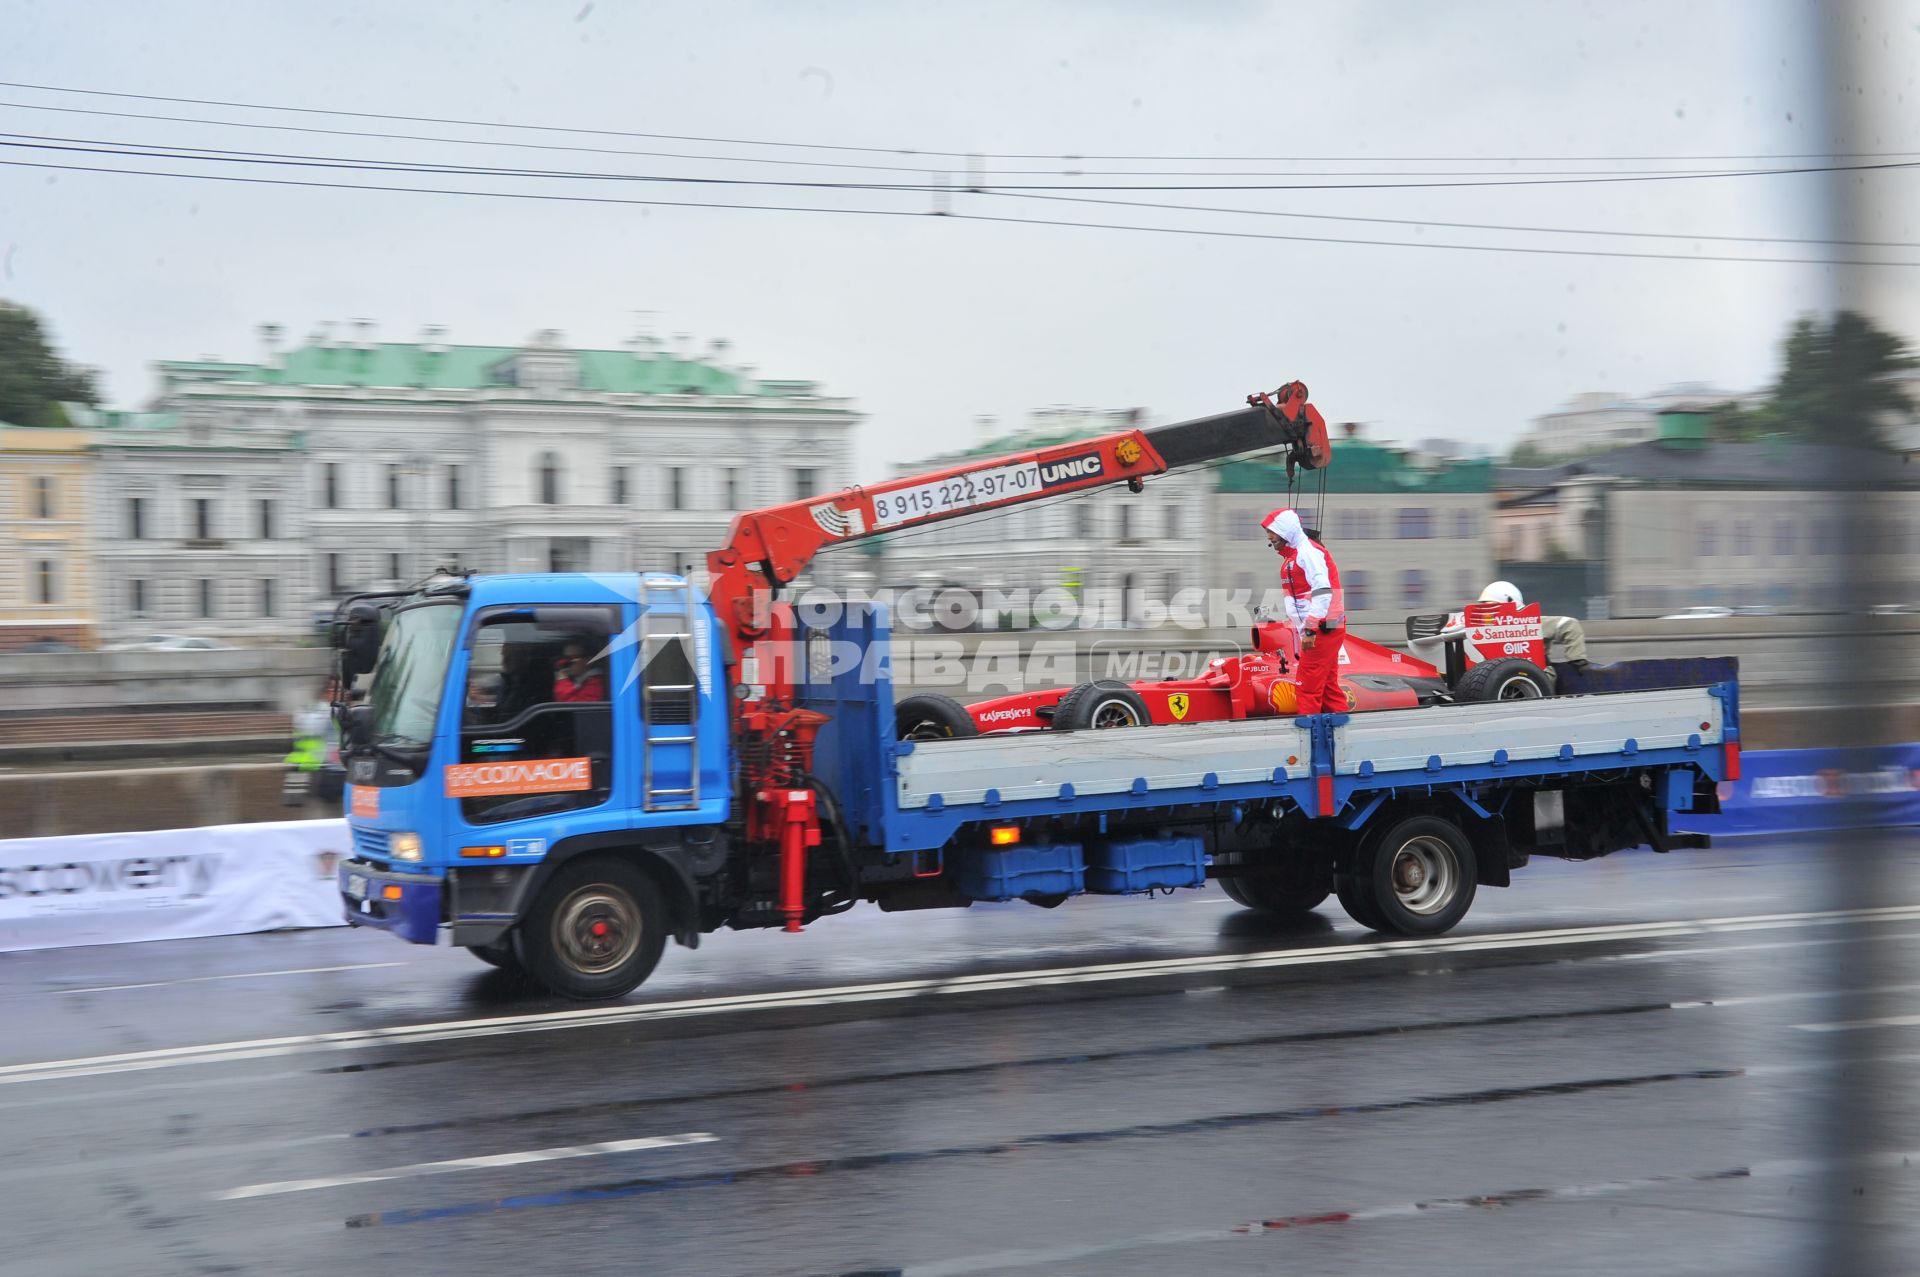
[{"x1": 3, "y1": 832, "x2": 1918, "y2": 1276}]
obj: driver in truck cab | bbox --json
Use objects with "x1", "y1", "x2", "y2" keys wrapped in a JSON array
[{"x1": 1263, "y1": 507, "x2": 1346, "y2": 715}]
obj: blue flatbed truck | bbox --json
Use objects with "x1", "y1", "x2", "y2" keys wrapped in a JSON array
[{"x1": 333, "y1": 385, "x2": 1740, "y2": 998}]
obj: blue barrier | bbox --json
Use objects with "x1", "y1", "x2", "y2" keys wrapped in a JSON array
[{"x1": 1673, "y1": 743, "x2": 1920, "y2": 836}]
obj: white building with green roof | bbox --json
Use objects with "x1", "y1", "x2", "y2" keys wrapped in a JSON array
[{"x1": 100, "y1": 322, "x2": 858, "y2": 637}]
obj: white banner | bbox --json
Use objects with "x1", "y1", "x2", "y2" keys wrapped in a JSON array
[{"x1": 0, "y1": 819, "x2": 352, "y2": 953}]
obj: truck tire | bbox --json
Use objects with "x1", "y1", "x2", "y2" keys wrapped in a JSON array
[
  {"x1": 1351, "y1": 814, "x2": 1477, "y2": 937},
  {"x1": 515, "y1": 857, "x2": 667, "y2": 1000},
  {"x1": 1335, "y1": 872, "x2": 1388, "y2": 931},
  {"x1": 896, "y1": 693, "x2": 979, "y2": 741},
  {"x1": 1217, "y1": 857, "x2": 1332, "y2": 915},
  {"x1": 469, "y1": 936, "x2": 523, "y2": 972},
  {"x1": 1456, "y1": 658, "x2": 1552, "y2": 702},
  {"x1": 1053, "y1": 680, "x2": 1151, "y2": 731}
]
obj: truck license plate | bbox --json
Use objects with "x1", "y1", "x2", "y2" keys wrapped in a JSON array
[{"x1": 346, "y1": 873, "x2": 368, "y2": 901}]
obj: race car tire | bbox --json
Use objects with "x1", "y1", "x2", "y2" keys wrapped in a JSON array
[
  {"x1": 1456, "y1": 657, "x2": 1553, "y2": 702},
  {"x1": 896, "y1": 693, "x2": 980, "y2": 741},
  {"x1": 1352, "y1": 814, "x2": 1478, "y2": 938},
  {"x1": 1053, "y1": 680, "x2": 1152, "y2": 731}
]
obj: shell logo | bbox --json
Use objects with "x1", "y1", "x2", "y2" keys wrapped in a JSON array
[
  {"x1": 1268, "y1": 681, "x2": 1297, "y2": 715},
  {"x1": 1115, "y1": 437, "x2": 1144, "y2": 466}
]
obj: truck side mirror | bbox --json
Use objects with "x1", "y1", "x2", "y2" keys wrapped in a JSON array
[{"x1": 344, "y1": 704, "x2": 375, "y2": 749}]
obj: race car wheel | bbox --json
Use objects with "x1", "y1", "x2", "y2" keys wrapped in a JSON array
[
  {"x1": 1352, "y1": 814, "x2": 1478, "y2": 937},
  {"x1": 1457, "y1": 657, "x2": 1552, "y2": 702},
  {"x1": 895, "y1": 693, "x2": 980, "y2": 741},
  {"x1": 1054, "y1": 680, "x2": 1151, "y2": 731}
]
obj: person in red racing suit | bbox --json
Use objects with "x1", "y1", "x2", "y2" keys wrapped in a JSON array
[{"x1": 1263, "y1": 508, "x2": 1346, "y2": 715}]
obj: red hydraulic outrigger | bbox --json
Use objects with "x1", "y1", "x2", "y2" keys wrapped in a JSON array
[{"x1": 699, "y1": 381, "x2": 1331, "y2": 928}]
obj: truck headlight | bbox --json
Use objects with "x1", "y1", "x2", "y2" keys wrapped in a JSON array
[{"x1": 390, "y1": 832, "x2": 423, "y2": 862}]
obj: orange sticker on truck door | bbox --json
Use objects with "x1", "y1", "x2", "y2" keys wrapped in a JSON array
[
  {"x1": 445, "y1": 757, "x2": 593, "y2": 798},
  {"x1": 350, "y1": 785, "x2": 379, "y2": 819}
]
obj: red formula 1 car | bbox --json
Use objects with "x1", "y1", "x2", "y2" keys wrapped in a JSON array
[{"x1": 895, "y1": 601, "x2": 1554, "y2": 739}]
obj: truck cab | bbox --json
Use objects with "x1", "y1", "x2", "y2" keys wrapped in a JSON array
[{"x1": 338, "y1": 572, "x2": 728, "y2": 991}]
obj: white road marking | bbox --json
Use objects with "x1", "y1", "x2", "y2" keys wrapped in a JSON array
[
  {"x1": 4, "y1": 904, "x2": 1920, "y2": 1089},
  {"x1": 1795, "y1": 1013, "x2": 1920, "y2": 1033},
  {"x1": 57, "y1": 962, "x2": 405, "y2": 995},
  {"x1": 214, "y1": 1131, "x2": 717, "y2": 1201}
]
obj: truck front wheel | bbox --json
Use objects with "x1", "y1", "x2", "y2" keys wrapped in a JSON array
[
  {"x1": 516, "y1": 858, "x2": 667, "y2": 1000},
  {"x1": 1350, "y1": 814, "x2": 1477, "y2": 937}
]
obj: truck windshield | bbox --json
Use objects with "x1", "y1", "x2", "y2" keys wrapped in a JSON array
[{"x1": 366, "y1": 603, "x2": 462, "y2": 750}]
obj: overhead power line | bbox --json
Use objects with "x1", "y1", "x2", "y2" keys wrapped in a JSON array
[
  {"x1": 0, "y1": 100, "x2": 1866, "y2": 180},
  {"x1": 5, "y1": 156, "x2": 1915, "y2": 269},
  {"x1": 4, "y1": 79, "x2": 1918, "y2": 166},
  {"x1": 5, "y1": 132, "x2": 1917, "y2": 194}
]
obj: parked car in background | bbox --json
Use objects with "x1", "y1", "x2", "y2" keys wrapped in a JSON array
[
  {"x1": 102, "y1": 634, "x2": 238, "y2": 651},
  {"x1": 1658, "y1": 606, "x2": 1735, "y2": 621}
]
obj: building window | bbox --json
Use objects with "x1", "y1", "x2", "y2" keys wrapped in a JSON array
[
  {"x1": 127, "y1": 496, "x2": 147, "y2": 540},
  {"x1": 388, "y1": 551, "x2": 403, "y2": 581},
  {"x1": 538, "y1": 451, "x2": 562, "y2": 505},
  {"x1": 1732, "y1": 520, "x2": 1754, "y2": 557},
  {"x1": 446, "y1": 464, "x2": 463, "y2": 510},
  {"x1": 724, "y1": 467, "x2": 740, "y2": 510},
  {"x1": 792, "y1": 467, "x2": 818, "y2": 500},
  {"x1": 387, "y1": 464, "x2": 403, "y2": 510},
  {"x1": 257, "y1": 498, "x2": 276, "y2": 540},
  {"x1": 1400, "y1": 569, "x2": 1427, "y2": 607},
  {"x1": 1771, "y1": 523, "x2": 1793, "y2": 558},
  {"x1": 611, "y1": 466, "x2": 628, "y2": 505},
  {"x1": 1346, "y1": 569, "x2": 1371, "y2": 611},
  {"x1": 1811, "y1": 519, "x2": 1836, "y2": 555},
  {"x1": 1397, "y1": 507, "x2": 1432, "y2": 540},
  {"x1": 32, "y1": 476, "x2": 54, "y2": 519},
  {"x1": 669, "y1": 467, "x2": 685, "y2": 511},
  {"x1": 35, "y1": 560, "x2": 57, "y2": 604},
  {"x1": 1118, "y1": 506, "x2": 1134, "y2": 541},
  {"x1": 326, "y1": 553, "x2": 343, "y2": 595},
  {"x1": 191, "y1": 498, "x2": 214, "y2": 541},
  {"x1": 1228, "y1": 511, "x2": 1258, "y2": 540},
  {"x1": 323, "y1": 463, "x2": 340, "y2": 509},
  {"x1": 1696, "y1": 521, "x2": 1718, "y2": 558},
  {"x1": 130, "y1": 579, "x2": 149, "y2": 617},
  {"x1": 1451, "y1": 509, "x2": 1474, "y2": 539},
  {"x1": 1164, "y1": 505, "x2": 1181, "y2": 539},
  {"x1": 261, "y1": 578, "x2": 276, "y2": 617},
  {"x1": 198, "y1": 579, "x2": 215, "y2": 619},
  {"x1": 1073, "y1": 504, "x2": 1094, "y2": 539}
]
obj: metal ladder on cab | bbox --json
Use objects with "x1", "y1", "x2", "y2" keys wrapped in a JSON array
[{"x1": 640, "y1": 574, "x2": 701, "y2": 812}]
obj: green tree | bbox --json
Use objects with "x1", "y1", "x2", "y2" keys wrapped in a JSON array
[
  {"x1": 1762, "y1": 310, "x2": 1916, "y2": 448},
  {"x1": 0, "y1": 301, "x2": 99, "y2": 427}
]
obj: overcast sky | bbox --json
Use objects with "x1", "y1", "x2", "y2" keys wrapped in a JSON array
[{"x1": 4, "y1": 1, "x2": 1916, "y2": 469}]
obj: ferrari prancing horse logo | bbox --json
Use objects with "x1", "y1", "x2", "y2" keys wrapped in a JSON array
[{"x1": 1167, "y1": 693, "x2": 1190, "y2": 720}]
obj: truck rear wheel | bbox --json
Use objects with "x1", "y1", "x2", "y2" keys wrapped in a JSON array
[
  {"x1": 516, "y1": 858, "x2": 667, "y2": 1000},
  {"x1": 896, "y1": 693, "x2": 979, "y2": 741},
  {"x1": 1351, "y1": 814, "x2": 1477, "y2": 937},
  {"x1": 1217, "y1": 857, "x2": 1331, "y2": 915},
  {"x1": 1053, "y1": 681, "x2": 1150, "y2": 731},
  {"x1": 1335, "y1": 873, "x2": 1387, "y2": 931}
]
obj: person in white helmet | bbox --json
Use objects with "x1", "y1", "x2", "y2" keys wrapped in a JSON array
[
  {"x1": 1479, "y1": 580, "x2": 1590, "y2": 668},
  {"x1": 1261, "y1": 507, "x2": 1346, "y2": 714}
]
